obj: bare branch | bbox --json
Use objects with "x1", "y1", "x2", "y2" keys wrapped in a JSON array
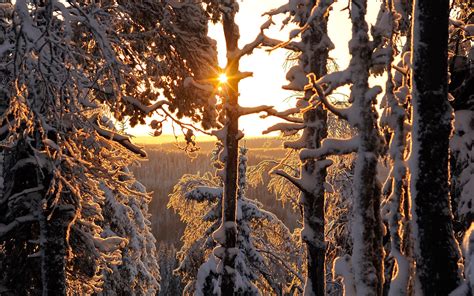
[
  {"x1": 272, "y1": 169, "x2": 310, "y2": 195},
  {"x1": 91, "y1": 115, "x2": 147, "y2": 157},
  {"x1": 308, "y1": 73, "x2": 351, "y2": 121},
  {"x1": 122, "y1": 96, "x2": 169, "y2": 115}
]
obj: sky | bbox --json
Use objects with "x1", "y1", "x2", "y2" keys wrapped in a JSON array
[{"x1": 129, "y1": 0, "x2": 382, "y2": 139}]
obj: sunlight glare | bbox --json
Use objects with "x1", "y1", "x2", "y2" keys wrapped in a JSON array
[{"x1": 218, "y1": 73, "x2": 228, "y2": 84}]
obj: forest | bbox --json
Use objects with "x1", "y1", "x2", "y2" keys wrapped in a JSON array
[{"x1": 0, "y1": 0, "x2": 472, "y2": 295}]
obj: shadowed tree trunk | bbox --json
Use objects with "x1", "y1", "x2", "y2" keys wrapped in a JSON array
[
  {"x1": 410, "y1": 0, "x2": 462, "y2": 294},
  {"x1": 220, "y1": 3, "x2": 240, "y2": 294},
  {"x1": 40, "y1": 195, "x2": 74, "y2": 296}
]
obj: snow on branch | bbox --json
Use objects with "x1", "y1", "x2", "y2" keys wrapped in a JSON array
[
  {"x1": 262, "y1": 122, "x2": 305, "y2": 135},
  {"x1": 183, "y1": 77, "x2": 215, "y2": 93},
  {"x1": 230, "y1": 17, "x2": 274, "y2": 60},
  {"x1": 269, "y1": 0, "x2": 335, "y2": 50},
  {"x1": 300, "y1": 135, "x2": 360, "y2": 161},
  {"x1": 260, "y1": 107, "x2": 303, "y2": 123},
  {"x1": 263, "y1": 3, "x2": 290, "y2": 17},
  {"x1": 272, "y1": 169, "x2": 310, "y2": 195},
  {"x1": 316, "y1": 70, "x2": 352, "y2": 95},
  {"x1": 261, "y1": 35, "x2": 303, "y2": 52},
  {"x1": 185, "y1": 186, "x2": 223, "y2": 202},
  {"x1": 237, "y1": 105, "x2": 273, "y2": 116},
  {"x1": 1, "y1": 185, "x2": 44, "y2": 205},
  {"x1": 122, "y1": 96, "x2": 168, "y2": 115},
  {"x1": 90, "y1": 115, "x2": 147, "y2": 157},
  {"x1": 0, "y1": 215, "x2": 36, "y2": 238},
  {"x1": 307, "y1": 73, "x2": 352, "y2": 121}
]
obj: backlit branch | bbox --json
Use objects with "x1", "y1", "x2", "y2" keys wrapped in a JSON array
[{"x1": 90, "y1": 115, "x2": 147, "y2": 157}]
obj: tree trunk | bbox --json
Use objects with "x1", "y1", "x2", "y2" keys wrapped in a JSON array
[
  {"x1": 220, "y1": 5, "x2": 240, "y2": 295},
  {"x1": 410, "y1": 0, "x2": 462, "y2": 294},
  {"x1": 40, "y1": 206, "x2": 73, "y2": 296},
  {"x1": 301, "y1": 6, "x2": 329, "y2": 295},
  {"x1": 349, "y1": 0, "x2": 384, "y2": 294}
]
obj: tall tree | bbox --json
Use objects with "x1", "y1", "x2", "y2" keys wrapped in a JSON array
[
  {"x1": 263, "y1": 1, "x2": 334, "y2": 294},
  {"x1": 300, "y1": 0, "x2": 385, "y2": 294},
  {"x1": 379, "y1": 1, "x2": 413, "y2": 294},
  {"x1": 0, "y1": 0, "x2": 220, "y2": 293},
  {"x1": 170, "y1": 147, "x2": 303, "y2": 295},
  {"x1": 410, "y1": 0, "x2": 462, "y2": 294}
]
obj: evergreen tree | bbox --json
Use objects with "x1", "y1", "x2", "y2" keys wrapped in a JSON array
[
  {"x1": 410, "y1": 0, "x2": 462, "y2": 294},
  {"x1": 169, "y1": 147, "x2": 303, "y2": 295},
  {"x1": 264, "y1": 1, "x2": 333, "y2": 294}
]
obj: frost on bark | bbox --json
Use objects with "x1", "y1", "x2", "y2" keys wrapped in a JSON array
[{"x1": 410, "y1": 0, "x2": 462, "y2": 294}]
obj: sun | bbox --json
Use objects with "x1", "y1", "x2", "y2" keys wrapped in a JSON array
[{"x1": 218, "y1": 73, "x2": 228, "y2": 84}]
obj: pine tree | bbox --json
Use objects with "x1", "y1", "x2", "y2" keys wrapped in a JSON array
[
  {"x1": 410, "y1": 0, "x2": 462, "y2": 294},
  {"x1": 264, "y1": 1, "x2": 333, "y2": 294},
  {"x1": 169, "y1": 147, "x2": 303, "y2": 295},
  {"x1": 299, "y1": 0, "x2": 385, "y2": 294}
]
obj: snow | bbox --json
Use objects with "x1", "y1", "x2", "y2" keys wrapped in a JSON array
[
  {"x1": 195, "y1": 255, "x2": 220, "y2": 296},
  {"x1": 263, "y1": 122, "x2": 305, "y2": 135},
  {"x1": 462, "y1": 224, "x2": 474, "y2": 293},
  {"x1": 186, "y1": 186, "x2": 223, "y2": 202},
  {"x1": 388, "y1": 250, "x2": 410, "y2": 296},
  {"x1": 334, "y1": 255, "x2": 356, "y2": 296},
  {"x1": 93, "y1": 236, "x2": 128, "y2": 253},
  {"x1": 300, "y1": 136, "x2": 360, "y2": 160},
  {"x1": 283, "y1": 65, "x2": 308, "y2": 91}
]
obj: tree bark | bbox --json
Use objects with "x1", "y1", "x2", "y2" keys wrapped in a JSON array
[
  {"x1": 40, "y1": 206, "x2": 73, "y2": 296},
  {"x1": 221, "y1": 5, "x2": 240, "y2": 295},
  {"x1": 410, "y1": 0, "x2": 462, "y2": 294}
]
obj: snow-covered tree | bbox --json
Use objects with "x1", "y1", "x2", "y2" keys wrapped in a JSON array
[
  {"x1": 0, "y1": 0, "x2": 220, "y2": 293},
  {"x1": 97, "y1": 170, "x2": 160, "y2": 295},
  {"x1": 262, "y1": 1, "x2": 334, "y2": 294},
  {"x1": 292, "y1": 0, "x2": 386, "y2": 294},
  {"x1": 378, "y1": 1, "x2": 413, "y2": 294},
  {"x1": 169, "y1": 147, "x2": 304, "y2": 295}
]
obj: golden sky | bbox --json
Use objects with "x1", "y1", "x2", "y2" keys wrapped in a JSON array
[{"x1": 130, "y1": 0, "x2": 382, "y2": 139}]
